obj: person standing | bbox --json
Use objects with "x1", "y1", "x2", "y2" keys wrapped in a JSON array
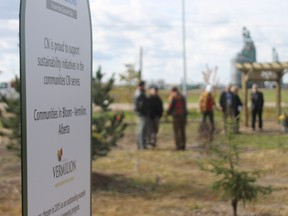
[
  {"x1": 199, "y1": 84, "x2": 216, "y2": 132},
  {"x1": 134, "y1": 81, "x2": 149, "y2": 149},
  {"x1": 231, "y1": 85, "x2": 242, "y2": 133},
  {"x1": 167, "y1": 87, "x2": 187, "y2": 150},
  {"x1": 219, "y1": 84, "x2": 233, "y2": 131},
  {"x1": 147, "y1": 86, "x2": 163, "y2": 147},
  {"x1": 251, "y1": 84, "x2": 264, "y2": 131}
]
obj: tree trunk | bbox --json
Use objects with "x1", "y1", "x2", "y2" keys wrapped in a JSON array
[{"x1": 232, "y1": 199, "x2": 238, "y2": 216}]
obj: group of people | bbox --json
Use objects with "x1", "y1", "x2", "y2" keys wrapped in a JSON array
[
  {"x1": 134, "y1": 81, "x2": 187, "y2": 150},
  {"x1": 134, "y1": 81, "x2": 164, "y2": 150},
  {"x1": 200, "y1": 83, "x2": 264, "y2": 133},
  {"x1": 199, "y1": 84, "x2": 243, "y2": 133},
  {"x1": 134, "y1": 80, "x2": 265, "y2": 151}
]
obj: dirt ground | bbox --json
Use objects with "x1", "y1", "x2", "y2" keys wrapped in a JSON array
[
  {"x1": 0, "y1": 120, "x2": 287, "y2": 216},
  {"x1": 0, "y1": 137, "x2": 21, "y2": 216}
]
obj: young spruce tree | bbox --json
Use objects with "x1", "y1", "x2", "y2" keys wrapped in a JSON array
[
  {"x1": 200, "y1": 119, "x2": 272, "y2": 216},
  {"x1": 0, "y1": 77, "x2": 21, "y2": 156},
  {"x1": 91, "y1": 67, "x2": 127, "y2": 158}
]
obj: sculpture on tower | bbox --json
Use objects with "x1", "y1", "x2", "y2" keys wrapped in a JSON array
[
  {"x1": 240, "y1": 27, "x2": 256, "y2": 61},
  {"x1": 231, "y1": 27, "x2": 257, "y2": 87},
  {"x1": 272, "y1": 47, "x2": 279, "y2": 62}
]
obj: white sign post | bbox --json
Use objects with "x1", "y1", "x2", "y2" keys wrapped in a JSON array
[{"x1": 20, "y1": 0, "x2": 92, "y2": 215}]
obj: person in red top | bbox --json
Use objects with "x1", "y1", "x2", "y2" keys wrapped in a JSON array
[
  {"x1": 167, "y1": 87, "x2": 187, "y2": 150},
  {"x1": 199, "y1": 84, "x2": 216, "y2": 132}
]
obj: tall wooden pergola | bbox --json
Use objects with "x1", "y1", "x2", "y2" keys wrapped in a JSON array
[{"x1": 236, "y1": 62, "x2": 288, "y2": 126}]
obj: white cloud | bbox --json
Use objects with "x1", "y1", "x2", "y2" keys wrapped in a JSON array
[
  {"x1": 0, "y1": 19, "x2": 19, "y2": 81},
  {"x1": 1, "y1": 0, "x2": 288, "y2": 85},
  {"x1": 0, "y1": 53, "x2": 19, "y2": 81}
]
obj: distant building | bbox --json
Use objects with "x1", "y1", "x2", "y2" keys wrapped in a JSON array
[{"x1": 231, "y1": 27, "x2": 257, "y2": 87}]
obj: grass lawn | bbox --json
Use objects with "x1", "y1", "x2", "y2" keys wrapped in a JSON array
[{"x1": 111, "y1": 86, "x2": 288, "y2": 105}]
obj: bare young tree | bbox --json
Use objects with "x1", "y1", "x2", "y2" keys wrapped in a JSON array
[{"x1": 202, "y1": 64, "x2": 219, "y2": 86}]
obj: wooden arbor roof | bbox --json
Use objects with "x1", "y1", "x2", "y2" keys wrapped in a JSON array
[
  {"x1": 236, "y1": 62, "x2": 288, "y2": 71},
  {"x1": 236, "y1": 62, "x2": 288, "y2": 81},
  {"x1": 236, "y1": 62, "x2": 288, "y2": 127}
]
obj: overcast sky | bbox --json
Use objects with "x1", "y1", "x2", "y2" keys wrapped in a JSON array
[{"x1": 0, "y1": 0, "x2": 288, "y2": 84}]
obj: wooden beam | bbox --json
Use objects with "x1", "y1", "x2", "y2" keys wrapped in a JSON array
[
  {"x1": 242, "y1": 71, "x2": 248, "y2": 127},
  {"x1": 237, "y1": 62, "x2": 288, "y2": 72},
  {"x1": 252, "y1": 63, "x2": 262, "y2": 70},
  {"x1": 276, "y1": 74, "x2": 282, "y2": 118},
  {"x1": 243, "y1": 63, "x2": 252, "y2": 70}
]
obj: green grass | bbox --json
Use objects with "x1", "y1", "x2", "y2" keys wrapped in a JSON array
[
  {"x1": 108, "y1": 85, "x2": 288, "y2": 124},
  {"x1": 210, "y1": 129, "x2": 288, "y2": 150},
  {"x1": 111, "y1": 105, "x2": 281, "y2": 126},
  {"x1": 110, "y1": 86, "x2": 288, "y2": 105}
]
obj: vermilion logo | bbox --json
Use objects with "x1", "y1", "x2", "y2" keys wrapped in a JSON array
[{"x1": 57, "y1": 148, "x2": 63, "y2": 162}]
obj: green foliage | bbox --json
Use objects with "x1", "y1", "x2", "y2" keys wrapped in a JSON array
[
  {"x1": 92, "y1": 67, "x2": 127, "y2": 158},
  {"x1": 92, "y1": 112, "x2": 126, "y2": 157},
  {"x1": 117, "y1": 64, "x2": 141, "y2": 103},
  {"x1": 92, "y1": 66, "x2": 114, "y2": 111},
  {"x1": 119, "y1": 64, "x2": 140, "y2": 86},
  {"x1": 200, "y1": 120, "x2": 272, "y2": 216},
  {"x1": 211, "y1": 168, "x2": 271, "y2": 203},
  {"x1": 0, "y1": 77, "x2": 21, "y2": 156}
]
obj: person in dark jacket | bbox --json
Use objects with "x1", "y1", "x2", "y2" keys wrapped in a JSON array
[
  {"x1": 134, "y1": 81, "x2": 149, "y2": 149},
  {"x1": 251, "y1": 83, "x2": 264, "y2": 131},
  {"x1": 219, "y1": 84, "x2": 233, "y2": 131},
  {"x1": 167, "y1": 87, "x2": 187, "y2": 150},
  {"x1": 231, "y1": 85, "x2": 242, "y2": 133},
  {"x1": 147, "y1": 86, "x2": 163, "y2": 147}
]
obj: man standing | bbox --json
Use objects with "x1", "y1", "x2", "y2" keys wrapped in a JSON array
[
  {"x1": 147, "y1": 86, "x2": 163, "y2": 147},
  {"x1": 219, "y1": 84, "x2": 233, "y2": 131},
  {"x1": 251, "y1": 84, "x2": 264, "y2": 131},
  {"x1": 134, "y1": 81, "x2": 148, "y2": 149},
  {"x1": 231, "y1": 85, "x2": 242, "y2": 133},
  {"x1": 167, "y1": 87, "x2": 187, "y2": 150}
]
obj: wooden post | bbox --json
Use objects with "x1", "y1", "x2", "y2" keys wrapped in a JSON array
[
  {"x1": 242, "y1": 71, "x2": 248, "y2": 127},
  {"x1": 276, "y1": 73, "x2": 282, "y2": 118}
]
